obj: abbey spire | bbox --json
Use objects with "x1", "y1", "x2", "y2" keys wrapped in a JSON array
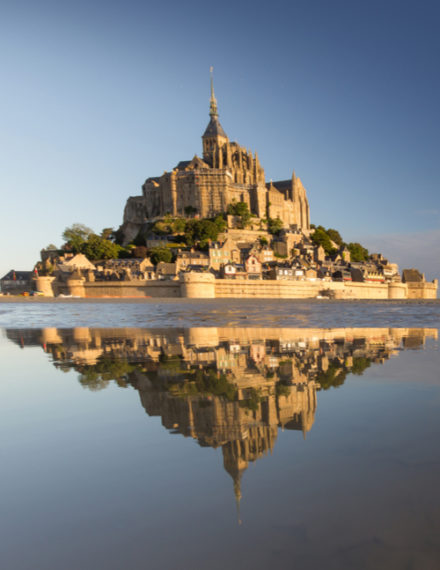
[
  {"x1": 202, "y1": 67, "x2": 228, "y2": 162},
  {"x1": 209, "y1": 66, "x2": 218, "y2": 118}
]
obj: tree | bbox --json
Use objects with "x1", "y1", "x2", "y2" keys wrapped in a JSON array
[
  {"x1": 351, "y1": 357, "x2": 371, "y2": 375},
  {"x1": 152, "y1": 220, "x2": 171, "y2": 235},
  {"x1": 326, "y1": 228, "x2": 343, "y2": 247},
  {"x1": 184, "y1": 219, "x2": 220, "y2": 247},
  {"x1": 227, "y1": 201, "x2": 251, "y2": 227},
  {"x1": 62, "y1": 223, "x2": 94, "y2": 253},
  {"x1": 316, "y1": 361, "x2": 348, "y2": 390},
  {"x1": 100, "y1": 227, "x2": 114, "y2": 240},
  {"x1": 196, "y1": 219, "x2": 220, "y2": 244},
  {"x1": 267, "y1": 217, "x2": 283, "y2": 235},
  {"x1": 213, "y1": 214, "x2": 227, "y2": 233},
  {"x1": 81, "y1": 235, "x2": 122, "y2": 260},
  {"x1": 172, "y1": 218, "x2": 186, "y2": 233},
  {"x1": 347, "y1": 242, "x2": 369, "y2": 262},
  {"x1": 149, "y1": 247, "x2": 172, "y2": 265},
  {"x1": 311, "y1": 226, "x2": 337, "y2": 255}
]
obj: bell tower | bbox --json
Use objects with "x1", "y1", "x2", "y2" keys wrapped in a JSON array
[{"x1": 202, "y1": 68, "x2": 229, "y2": 164}]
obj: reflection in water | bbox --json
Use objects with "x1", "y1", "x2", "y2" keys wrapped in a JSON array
[{"x1": 6, "y1": 326, "x2": 437, "y2": 521}]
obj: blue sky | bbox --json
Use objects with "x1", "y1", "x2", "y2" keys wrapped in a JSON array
[{"x1": 1, "y1": 0, "x2": 439, "y2": 279}]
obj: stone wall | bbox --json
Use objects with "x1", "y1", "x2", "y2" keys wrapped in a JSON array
[
  {"x1": 214, "y1": 279, "x2": 400, "y2": 300},
  {"x1": 83, "y1": 281, "x2": 181, "y2": 298},
  {"x1": 38, "y1": 274, "x2": 437, "y2": 300},
  {"x1": 406, "y1": 280, "x2": 438, "y2": 300}
]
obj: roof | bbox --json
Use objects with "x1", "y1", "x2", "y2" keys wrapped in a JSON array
[
  {"x1": 178, "y1": 251, "x2": 209, "y2": 259},
  {"x1": 58, "y1": 254, "x2": 96, "y2": 271},
  {"x1": 402, "y1": 269, "x2": 424, "y2": 283},
  {"x1": 1, "y1": 270, "x2": 33, "y2": 281},
  {"x1": 202, "y1": 116, "x2": 228, "y2": 139},
  {"x1": 267, "y1": 180, "x2": 291, "y2": 192},
  {"x1": 175, "y1": 161, "x2": 191, "y2": 170},
  {"x1": 156, "y1": 262, "x2": 177, "y2": 275}
]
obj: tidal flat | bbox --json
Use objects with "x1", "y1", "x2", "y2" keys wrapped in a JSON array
[{"x1": 1, "y1": 302, "x2": 440, "y2": 569}]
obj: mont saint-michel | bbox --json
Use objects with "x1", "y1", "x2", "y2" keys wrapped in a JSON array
[
  {"x1": 3, "y1": 78, "x2": 437, "y2": 299},
  {"x1": 120, "y1": 76, "x2": 310, "y2": 242}
]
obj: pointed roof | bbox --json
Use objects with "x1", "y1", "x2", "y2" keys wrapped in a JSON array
[
  {"x1": 202, "y1": 68, "x2": 228, "y2": 139},
  {"x1": 203, "y1": 116, "x2": 228, "y2": 139}
]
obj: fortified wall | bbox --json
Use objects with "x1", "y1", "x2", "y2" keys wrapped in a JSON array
[{"x1": 34, "y1": 273, "x2": 438, "y2": 300}]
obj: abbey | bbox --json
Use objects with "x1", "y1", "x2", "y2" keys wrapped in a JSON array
[{"x1": 121, "y1": 77, "x2": 310, "y2": 241}]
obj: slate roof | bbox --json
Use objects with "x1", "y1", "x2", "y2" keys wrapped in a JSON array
[
  {"x1": 156, "y1": 262, "x2": 177, "y2": 275},
  {"x1": 267, "y1": 179, "x2": 291, "y2": 192},
  {"x1": 175, "y1": 161, "x2": 191, "y2": 170},
  {"x1": 402, "y1": 269, "x2": 424, "y2": 283},
  {"x1": 1, "y1": 270, "x2": 33, "y2": 281},
  {"x1": 202, "y1": 117, "x2": 227, "y2": 139}
]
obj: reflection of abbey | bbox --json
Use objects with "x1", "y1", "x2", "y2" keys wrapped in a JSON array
[
  {"x1": 122, "y1": 75, "x2": 310, "y2": 235},
  {"x1": 7, "y1": 326, "x2": 437, "y2": 518}
]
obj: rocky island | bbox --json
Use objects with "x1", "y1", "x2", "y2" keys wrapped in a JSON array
[{"x1": 6, "y1": 76, "x2": 436, "y2": 299}]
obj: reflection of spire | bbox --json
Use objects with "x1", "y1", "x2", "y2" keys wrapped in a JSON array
[
  {"x1": 234, "y1": 472, "x2": 243, "y2": 526},
  {"x1": 223, "y1": 441, "x2": 247, "y2": 525}
]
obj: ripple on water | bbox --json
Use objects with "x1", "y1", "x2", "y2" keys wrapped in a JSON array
[{"x1": 0, "y1": 299, "x2": 439, "y2": 328}]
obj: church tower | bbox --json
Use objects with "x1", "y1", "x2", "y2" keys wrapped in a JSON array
[{"x1": 202, "y1": 69, "x2": 229, "y2": 165}]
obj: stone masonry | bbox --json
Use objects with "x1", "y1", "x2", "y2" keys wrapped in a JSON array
[{"x1": 121, "y1": 75, "x2": 310, "y2": 244}]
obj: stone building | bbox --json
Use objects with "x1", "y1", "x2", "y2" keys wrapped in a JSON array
[
  {"x1": 121, "y1": 76, "x2": 310, "y2": 244},
  {"x1": 0, "y1": 270, "x2": 34, "y2": 295}
]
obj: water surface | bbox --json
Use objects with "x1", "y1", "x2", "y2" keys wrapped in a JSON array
[{"x1": 1, "y1": 324, "x2": 440, "y2": 569}]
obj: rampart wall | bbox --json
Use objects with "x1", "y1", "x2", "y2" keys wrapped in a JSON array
[
  {"x1": 406, "y1": 281, "x2": 438, "y2": 300},
  {"x1": 214, "y1": 279, "x2": 408, "y2": 300},
  {"x1": 35, "y1": 274, "x2": 437, "y2": 300}
]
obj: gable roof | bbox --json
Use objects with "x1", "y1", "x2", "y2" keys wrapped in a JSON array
[{"x1": 59, "y1": 254, "x2": 96, "y2": 271}]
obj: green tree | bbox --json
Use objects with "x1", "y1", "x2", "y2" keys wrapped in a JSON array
[
  {"x1": 78, "y1": 358, "x2": 134, "y2": 391},
  {"x1": 194, "y1": 369, "x2": 237, "y2": 401},
  {"x1": 347, "y1": 242, "x2": 369, "y2": 262},
  {"x1": 152, "y1": 220, "x2": 172, "y2": 235},
  {"x1": 81, "y1": 235, "x2": 122, "y2": 260},
  {"x1": 227, "y1": 201, "x2": 251, "y2": 227},
  {"x1": 100, "y1": 227, "x2": 114, "y2": 240},
  {"x1": 62, "y1": 223, "x2": 94, "y2": 253},
  {"x1": 351, "y1": 357, "x2": 372, "y2": 375},
  {"x1": 213, "y1": 214, "x2": 227, "y2": 233},
  {"x1": 311, "y1": 226, "x2": 337, "y2": 255},
  {"x1": 316, "y1": 362, "x2": 348, "y2": 390},
  {"x1": 326, "y1": 228, "x2": 343, "y2": 247},
  {"x1": 172, "y1": 218, "x2": 186, "y2": 233},
  {"x1": 149, "y1": 246, "x2": 172, "y2": 265},
  {"x1": 267, "y1": 217, "x2": 283, "y2": 235},
  {"x1": 184, "y1": 219, "x2": 220, "y2": 247}
]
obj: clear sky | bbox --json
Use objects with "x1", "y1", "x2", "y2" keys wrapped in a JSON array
[{"x1": 1, "y1": 0, "x2": 439, "y2": 280}]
